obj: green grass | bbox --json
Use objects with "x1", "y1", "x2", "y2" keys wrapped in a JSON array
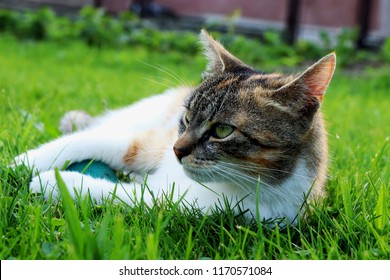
[{"x1": 0, "y1": 34, "x2": 389, "y2": 260}]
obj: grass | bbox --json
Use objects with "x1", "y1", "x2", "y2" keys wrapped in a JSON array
[{"x1": 0, "y1": 34, "x2": 389, "y2": 260}]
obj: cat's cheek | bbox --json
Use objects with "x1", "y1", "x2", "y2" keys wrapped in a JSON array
[
  {"x1": 180, "y1": 155, "x2": 195, "y2": 168},
  {"x1": 180, "y1": 156, "x2": 203, "y2": 174}
]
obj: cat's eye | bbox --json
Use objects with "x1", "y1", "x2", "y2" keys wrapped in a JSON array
[
  {"x1": 212, "y1": 124, "x2": 234, "y2": 139},
  {"x1": 183, "y1": 110, "x2": 191, "y2": 126}
]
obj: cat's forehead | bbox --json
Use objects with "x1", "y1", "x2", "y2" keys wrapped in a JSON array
[{"x1": 186, "y1": 71, "x2": 294, "y2": 114}]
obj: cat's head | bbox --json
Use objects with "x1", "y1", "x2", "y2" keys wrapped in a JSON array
[{"x1": 173, "y1": 30, "x2": 335, "y2": 187}]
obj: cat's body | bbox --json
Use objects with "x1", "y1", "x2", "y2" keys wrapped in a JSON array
[{"x1": 14, "y1": 30, "x2": 336, "y2": 224}]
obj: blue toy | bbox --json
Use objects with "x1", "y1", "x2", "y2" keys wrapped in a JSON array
[{"x1": 66, "y1": 160, "x2": 117, "y2": 182}]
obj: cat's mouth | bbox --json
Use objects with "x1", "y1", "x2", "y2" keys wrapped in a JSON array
[
  {"x1": 182, "y1": 158, "x2": 265, "y2": 187},
  {"x1": 182, "y1": 165, "x2": 213, "y2": 183},
  {"x1": 180, "y1": 158, "x2": 217, "y2": 182}
]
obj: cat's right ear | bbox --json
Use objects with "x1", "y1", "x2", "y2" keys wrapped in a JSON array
[{"x1": 200, "y1": 29, "x2": 248, "y2": 77}]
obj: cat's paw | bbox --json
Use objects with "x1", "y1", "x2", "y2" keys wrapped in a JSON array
[
  {"x1": 13, "y1": 149, "x2": 38, "y2": 169},
  {"x1": 30, "y1": 171, "x2": 60, "y2": 199},
  {"x1": 29, "y1": 170, "x2": 124, "y2": 203},
  {"x1": 30, "y1": 170, "x2": 90, "y2": 200},
  {"x1": 13, "y1": 149, "x2": 54, "y2": 172}
]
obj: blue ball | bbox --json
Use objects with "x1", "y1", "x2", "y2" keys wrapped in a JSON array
[{"x1": 66, "y1": 160, "x2": 117, "y2": 182}]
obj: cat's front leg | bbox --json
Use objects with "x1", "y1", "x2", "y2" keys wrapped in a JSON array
[
  {"x1": 14, "y1": 128, "x2": 133, "y2": 173},
  {"x1": 30, "y1": 170, "x2": 151, "y2": 205}
]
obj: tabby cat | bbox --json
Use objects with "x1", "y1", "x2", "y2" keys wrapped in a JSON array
[{"x1": 14, "y1": 30, "x2": 336, "y2": 224}]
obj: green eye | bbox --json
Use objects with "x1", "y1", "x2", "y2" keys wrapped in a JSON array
[
  {"x1": 183, "y1": 110, "x2": 191, "y2": 125},
  {"x1": 213, "y1": 124, "x2": 234, "y2": 139}
]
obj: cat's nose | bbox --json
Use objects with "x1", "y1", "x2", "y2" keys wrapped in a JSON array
[{"x1": 173, "y1": 145, "x2": 192, "y2": 162}]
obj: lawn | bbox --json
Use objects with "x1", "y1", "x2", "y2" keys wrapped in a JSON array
[{"x1": 0, "y1": 34, "x2": 388, "y2": 260}]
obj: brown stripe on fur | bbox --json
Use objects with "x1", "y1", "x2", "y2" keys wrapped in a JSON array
[
  {"x1": 257, "y1": 130, "x2": 280, "y2": 144},
  {"x1": 240, "y1": 149, "x2": 292, "y2": 185},
  {"x1": 243, "y1": 152, "x2": 279, "y2": 170},
  {"x1": 266, "y1": 75, "x2": 294, "y2": 89},
  {"x1": 215, "y1": 77, "x2": 239, "y2": 91},
  {"x1": 238, "y1": 87, "x2": 292, "y2": 115},
  {"x1": 251, "y1": 87, "x2": 295, "y2": 114},
  {"x1": 245, "y1": 73, "x2": 282, "y2": 83},
  {"x1": 232, "y1": 111, "x2": 248, "y2": 127},
  {"x1": 243, "y1": 148, "x2": 281, "y2": 169},
  {"x1": 237, "y1": 88, "x2": 252, "y2": 101}
]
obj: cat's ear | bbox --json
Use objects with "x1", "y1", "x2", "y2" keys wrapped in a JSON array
[
  {"x1": 280, "y1": 52, "x2": 336, "y2": 102},
  {"x1": 273, "y1": 52, "x2": 336, "y2": 116},
  {"x1": 200, "y1": 29, "x2": 249, "y2": 77}
]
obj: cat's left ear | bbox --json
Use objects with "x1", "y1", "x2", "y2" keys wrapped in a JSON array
[
  {"x1": 279, "y1": 52, "x2": 336, "y2": 104},
  {"x1": 200, "y1": 29, "x2": 249, "y2": 77}
]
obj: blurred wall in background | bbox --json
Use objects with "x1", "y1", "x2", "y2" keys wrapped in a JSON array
[{"x1": 1, "y1": 0, "x2": 389, "y2": 42}]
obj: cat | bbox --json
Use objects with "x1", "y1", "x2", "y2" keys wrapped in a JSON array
[{"x1": 14, "y1": 30, "x2": 336, "y2": 225}]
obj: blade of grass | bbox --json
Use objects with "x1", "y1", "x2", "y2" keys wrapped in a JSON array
[
  {"x1": 54, "y1": 168, "x2": 84, "y2": 259},
  {"x1": 374, "y1": 181, "x2": 388, "y2": 231}
]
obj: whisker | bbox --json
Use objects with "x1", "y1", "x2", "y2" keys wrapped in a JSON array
[
  {"x1": 221, "y1": 161, "x2": 313, "y2": 181},
  {"x1": 217, "y1": 161, "x2": 279, "y2": 184},
  {"x1": 215, "y1": 162, "x2": 293, "y2": 202},
  {"x1": 141, "y1": 77, "x2": 178, "y2": 89},
  {"x1": 212, "y1": 164, "x2": 258, "y2": 194},
  {"x1": 137, "y1": 59, "x2": 189, "y2": 88},
  {"x1": 154, "y1": 63, "x2": 190, "y2": 88},
  {"x1": 148, "y1": 74, "x2": 185, "y2": 87}
]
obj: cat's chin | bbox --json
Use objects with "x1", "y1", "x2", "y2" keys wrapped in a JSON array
[
  {"x1": 181, "y1": 164, "x2": 216, "y2": 183},
  {"x1": 182, "y1": 166, "x2": 207, "y2": 182}
]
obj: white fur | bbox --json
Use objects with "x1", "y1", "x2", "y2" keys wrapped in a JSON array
[{"x1": 16, "y1": 88, "x2": 314, "y2": 225}]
